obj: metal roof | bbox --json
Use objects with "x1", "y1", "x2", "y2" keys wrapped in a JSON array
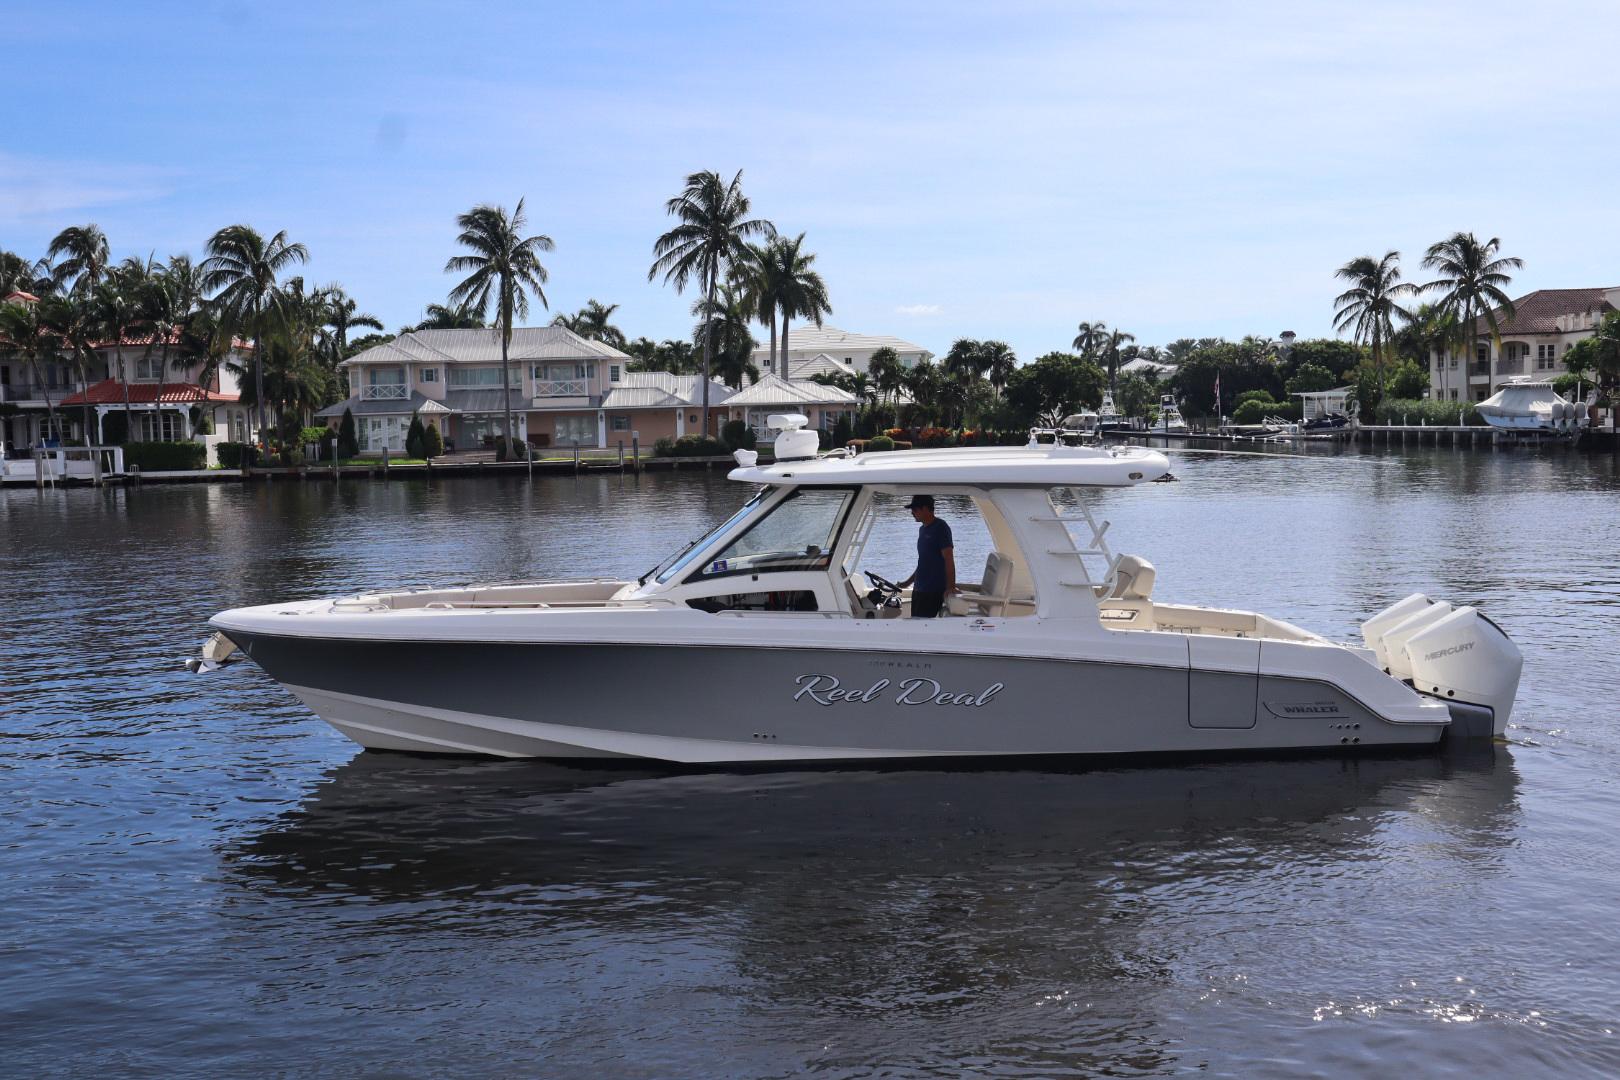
[
  {"x1": 724, "y1": 374, "x2": 858, "y2": 407},
  {"x1": 445, "y1": 388, "x2": 528, "y2": 414},
  {"x1": 313, "y1": 391, "x2": 450, "y2": 418},
  {"x1": 341, "y1": 326, "x2": 631, "y2": 368},
  {"x1": 755, "y1": 325, "x2": 932, "y2": 359},
  {"x1": 601, "y1": 372, "x2": 734, "y2": 409}
]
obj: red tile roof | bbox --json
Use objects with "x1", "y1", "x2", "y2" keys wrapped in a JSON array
[
  {"x1": 60, "y1": 379, "x2": 239, "y2": 406},
  {"x1": 1475, "y1": 288, "x2": 1618, "y2": 335},
  {"x1": 3, "y1": 290, "x2": 39, "y2": 304}
]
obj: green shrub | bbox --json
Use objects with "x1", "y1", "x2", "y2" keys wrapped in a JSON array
[
  {"x1": 720, "y1": 419, "x2": 756, "y2": 451},
  {"x1": 1234, "y1": 389, "x2": 1276, "y2": 409},
  {"x1": 653, "y1": 436, "x2": 676, "y2": 457},
  {"x1": 405, "y1": 416, "x2": 427, "y2": 460},
  {"x1": 865, "y1": 435, "x2": 896, "y2": 452},
  {"x1": 338, "y1": 408, "x2": 359, "y2": 459},
  {"x1": 1373, "y1": 398, "x2": 1483, "y2": 426},
  {"x1": 124, "y1": 441, "x2": 206, "y2": 471},
  {"x1": 216, "y1": 441, "x2": 250, "y2": 468},
  {"x1": 673, "y1": 433, "x2": 726, "y2": 456},
  {"x1": 832, "y1": 413, "x2": 854, "y2": 447},
  {"x1": 423, "y1": 421, "x2": 444, "y2": 457}
]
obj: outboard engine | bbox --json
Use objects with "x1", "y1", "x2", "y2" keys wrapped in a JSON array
[
  {"x1": 1382, "y1": 603, "x2": 1454, "y2": 681},
  {"x1": 1361, "y1": 593, "x2": 1432, "y2": 666},
  {"x1": 1405, "y1": 608, "x2": 1523, "y2": 738}
]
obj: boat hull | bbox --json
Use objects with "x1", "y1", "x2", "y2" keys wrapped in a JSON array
[{"x1": 225, "y1": 633, "x2": 1443, "y2": 763}]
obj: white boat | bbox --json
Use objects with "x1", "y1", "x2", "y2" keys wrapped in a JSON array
[
  {"x1": 1150, "y1": 395, "x2": 1190, "y2": 434},
  {"x1": 196, "y1": 415, "x2": 1522, "y2": 763},
  {"x1": 1096, "y1": 392, "x2": 1129, "y2": 432},
  {"x1": 1476, "y1": 378, "x2": 1587, "y2": 434}
]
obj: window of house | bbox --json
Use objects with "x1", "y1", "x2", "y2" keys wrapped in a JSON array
[
  {"x1": 611, "y1": 416, "x2": 630, "y2": 431},
  {"x1": 609, "y1": 365, "x2": 621, "y2": 382},
  {"x1": 449, "y1": 367, "x2": 519, "y2": 387},
  {"x1": 554, "y1": 415, "x2": 595, "y2": 446},
  {"x1": 139, "y1": 411, "x2": 185, "y2": 441},
  {"x1": 134, "y1": 355, "x2": 165, "y2": 380},
  {"x1": 420, "y1": 368, "x2": 439, "y2": 383}
]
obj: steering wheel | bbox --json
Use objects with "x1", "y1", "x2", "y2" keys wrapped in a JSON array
[{"x1": 864, "y1": 571, "x2": 902, "y2": 595}]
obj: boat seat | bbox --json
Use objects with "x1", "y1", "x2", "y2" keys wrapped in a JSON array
[
  {"x1": 950, "y1": 551, "x2": 1017, "y2": 617},
  {"x1": 1097, "y1": 554, "x2": 1155, "y2": 601}
]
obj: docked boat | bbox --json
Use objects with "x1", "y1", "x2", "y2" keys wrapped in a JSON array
[
  {"x1": 1150, "y1": 395, "x2": 1190, "y2": 434},
  {"x1": 195, "y1": 415, "x2": 1522, "y2": 763},
  {"x1": 1096, "y1": 392, "x2": 1130, "y2": 432},
  {"x1": 1476, "y1": 378, "x2": 1587, "y2": 434}
]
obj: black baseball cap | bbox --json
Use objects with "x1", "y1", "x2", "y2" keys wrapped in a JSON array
[{"x1": 904, "y1": 494, "x2": 934, "y2": 510}]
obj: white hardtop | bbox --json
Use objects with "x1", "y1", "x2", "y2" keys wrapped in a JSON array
[{"x1": 728, "y1": 443, "x2": 1171, "y2": 488}]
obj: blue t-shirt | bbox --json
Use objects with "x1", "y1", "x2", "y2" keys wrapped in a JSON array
[{"x1": 914, "y1": 518, "x2": 953, "y2": 592}]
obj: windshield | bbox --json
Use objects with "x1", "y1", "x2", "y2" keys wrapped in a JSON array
[
  {"x1": 693, "y1": 487, "x2": 855, "y2": 580},
  {"x1": 652, "y1": 491, "x2": 768, "y2": 584}
]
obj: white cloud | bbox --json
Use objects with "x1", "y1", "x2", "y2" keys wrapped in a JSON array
[
  {"x1": 895, "y1": 304, "x2": 942, "y2": 317},
  {"x1": 0, "y1": 153, "x2": 176, "y2": 227}
]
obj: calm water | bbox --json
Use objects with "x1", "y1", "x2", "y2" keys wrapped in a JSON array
[{"x1": 4, "y1": 446, "x2": 1620, "y2": 1077}]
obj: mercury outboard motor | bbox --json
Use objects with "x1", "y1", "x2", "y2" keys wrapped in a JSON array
[{"x1": 1405, "y1": 608, "x2": 1523, "y2": 738}]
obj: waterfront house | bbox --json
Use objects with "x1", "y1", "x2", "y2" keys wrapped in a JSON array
[
  {"x1": 323, "y1": 326, "x2": 726, "y2": 454},
  {"x1": 724, "y1": 373, "x2": 859, "y2": 440},
  {"x1": 751, "y1": 326, "x2": 932, "y2": 379},
  {"x1": 2, "y1": 329, "x2": 251, "y2": 451},
  {"x1": 599, "y1": 372, "x2": 735, "y2": 447},
  {"x1": 1426, "y1": 287, "x2": 1620, "y2": 402}
]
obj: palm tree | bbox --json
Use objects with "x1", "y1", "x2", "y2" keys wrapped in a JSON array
[
  {"x1": 650, "y1": 170, "x2": 774, "y2": 431},
  {"x1": 552, "y1": 299, "x2": 625, "y2": 348},
  {"x1": 94, "y1": 260, "x2": 151, "y2": 441},
  {"x1": 414, "y1": 300, "x2": 486, "y2": 330},
  {"x1": 691, "y1": 282, "x2": 758, "y2": 389},
  {"x1": 768, "y1": 234, "x2": 831, "y2": 381},
  {"x1": 445, "y1": 199, "x2": 553, "y2": 458},
  {"x1": 1420, "y1": 233, "x2": 1522, "y2": 394},
  {"x1": 1332, "y1": 251, "x2": 1418, "y2": 399},
  {"x1": 139, "y1": 256, "x2": 194, "y2": 432},
  {"x1": 868, "y1": 345, "x2": 905, "y2": 404},
  {"x1": 0, "y1": 250, "x2": 49, "y2": 296},
  {"x1": 1072, "y1": 320, "x2": 1108, "y2": 360},
  {"x1": 319, "y1": 284, "x2": 383, "y2": 364},
  {"x1": 980, "y1": 341, "x2": 1018, "y2": 396},
  {"x1": 47, "y1": 224, "x2": 110, "y2": 296},
  {"x1": 0, "y1": 300, "x2": 62, "y2": 442},
  {"x1": 732, "y1": 241, "x2": 786, "y2": 376},
  {"x1": 42, "y1": 293, "x2": 100, "y2": 441},
  {"x1": 1098, "y1": 329, "x2": 1135, "y2": 396},
  {"x1": 202, "y1": 226, "x2": 309, "y2": 451}
]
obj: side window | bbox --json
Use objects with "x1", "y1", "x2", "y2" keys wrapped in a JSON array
[
  {"x1": 693, "y1": 488, "x2": 854, "y2": 580},
  {"x1": 609, "y1": 365, "x2": 621, "y2": 382}
]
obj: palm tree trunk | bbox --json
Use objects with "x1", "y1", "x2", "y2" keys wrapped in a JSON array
[
  {"x1": 781, "y1": 307, "x2": 791, "y2": 383},
  {"x1": 700, "y1": 266, "x2": 715, "y2": 433},
  {"x1": 768, "y1": 312, "x2": 778, "y2": 380},
  {"x1": 253, "y1": 307, "x2": 267, "y2": 460},
  {"x1": 501, "y1": 306, "x2": 514, "y2": 461},
  {"x1": 117, "y1": 343, "x2": 132, "y2": 443}
]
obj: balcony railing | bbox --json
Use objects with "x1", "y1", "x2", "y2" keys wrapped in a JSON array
[
  {"x1": 0, "y1": 383, "x2": 65, "y2": 402},
  {"x1": 1497, "y1": 358, "x2": 1524, "y2": 375},
  {"x1": 1469, "y1": 362, "x2": 1491, "y2": 377},
  {"x1": 533, "y1": 379, "x2": 587, "y2": 397},
  {"x1": 362, "y1": 383, "x2": 409, "y2": 400}
]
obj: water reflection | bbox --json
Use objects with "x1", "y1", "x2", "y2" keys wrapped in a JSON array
[{"x1": 222, "y1": 749, "x2": 1521, "y2": 1073}]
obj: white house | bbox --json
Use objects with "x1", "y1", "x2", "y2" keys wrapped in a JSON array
[
  {"x1": 752, "y1": 326, "x2": 932, "y2": 379},
  {"x1": 1426, "y1": 287, "x2": 1619, "y2": 402}
]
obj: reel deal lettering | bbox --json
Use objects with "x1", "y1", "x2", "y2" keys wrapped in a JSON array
[{"x1": 793, "y1": 673, "x2": 1004, "y2": 708}]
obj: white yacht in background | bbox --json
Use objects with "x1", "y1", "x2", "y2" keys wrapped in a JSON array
[
  {"x1": 1096, "y1": 392, "x2": 1129, "y2": 432},
  {"x1": 1150, "y1": 395, "x2": 1190, "y2": 434},
  {"x1": 195, "y1": 415, "x2": 1522, "y2": 763},
  {"x1": 1476, "y1": 377, "x2": 1587, "y2": 435}
]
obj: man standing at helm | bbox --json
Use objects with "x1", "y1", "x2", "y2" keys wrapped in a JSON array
[{"x1": 898, "y1": 494, "x2": 955, "y2": 618}]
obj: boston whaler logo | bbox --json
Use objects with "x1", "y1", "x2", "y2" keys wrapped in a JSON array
[
  {"x1": 1263, "y1": 699, "x2": 1348, "y2": 719},
  {"x1": 1423, "y1": 640, "x2": 1474, "y2": 662},
  {"x1": 794, "y1": 672, "x2": 1004, "y2": 708}
]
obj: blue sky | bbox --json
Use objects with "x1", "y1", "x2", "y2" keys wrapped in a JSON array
[{"x1": 4, "y1": 1, "x2": 1617, "y2": 361}]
